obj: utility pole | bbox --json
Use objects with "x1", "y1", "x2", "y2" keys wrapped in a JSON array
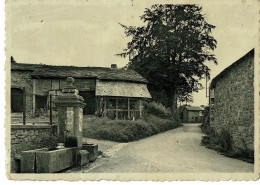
[{"x1": 23, "y1": 87, "x2": 26, "y2": 125}]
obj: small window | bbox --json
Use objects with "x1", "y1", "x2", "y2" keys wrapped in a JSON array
[
  {"x1": 35, "y1": 95, "x2": 48, "y2": 117},
  {"x1": 36, "y1": 95, "x2": 47, "y2": 110}
]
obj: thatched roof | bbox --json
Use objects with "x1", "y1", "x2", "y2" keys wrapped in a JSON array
[
  {"x1": 11, "y1": 62, "x2": 147, "y2": 83},
  {"x1": 210, "y1": 49, "x2": 254, "y2": 89},
  {"x1": 96, "y1": 80, "x2": 151, "y2": 98}
]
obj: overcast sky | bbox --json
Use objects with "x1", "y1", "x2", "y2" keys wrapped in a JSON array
[{"x1": 6, "y1": 0, "x2": 258, "y2": 106}]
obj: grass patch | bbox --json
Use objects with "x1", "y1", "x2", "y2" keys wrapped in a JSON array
[{"x1": 83, "y1": 115, "x2": 181, "y2": 142}]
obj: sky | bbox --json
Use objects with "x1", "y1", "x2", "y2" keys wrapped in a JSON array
[{"x1": 5, "y1": 0, "x2": 258, "y2": 106}]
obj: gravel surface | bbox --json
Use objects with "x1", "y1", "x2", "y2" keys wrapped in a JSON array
[
  {"x1": 77, "y1": 124, "x2": 254, "y2": 173},
  {"x1": 83, "y1": 138, "x2": 119, "y2": 152}
]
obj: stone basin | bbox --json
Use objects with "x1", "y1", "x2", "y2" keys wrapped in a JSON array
[
  {"x1": 21, "y1": 147, "x2": 77, "y2": 173},
  {"x1": 82, "y1": 144, "x2": 98, "y2": 162}
]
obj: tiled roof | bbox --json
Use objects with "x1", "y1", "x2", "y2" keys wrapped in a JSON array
[{"x1": 11, "y1": 62, "x2": 148, "y2": 83}]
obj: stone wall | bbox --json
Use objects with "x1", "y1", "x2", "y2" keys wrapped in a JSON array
[
  {"x1": 11, "y1": 125, "x2": 58, "y2": 173},
  {"x1": 34, "y1": 78, "x2": 96, "y2": 95},
  {"x1": 11, "y1": 70, "x2": 96, "y2": 116},
  {"x1": 11, "y1": 70, "x2": 33, "y2": 115},
  {"x1": 210, "y1": 50, "x2": 254, "y2": 157}
]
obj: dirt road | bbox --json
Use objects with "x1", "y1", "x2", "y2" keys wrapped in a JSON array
[{"x1": 72, "y1": 124, "x2": 254, "y2": 173}]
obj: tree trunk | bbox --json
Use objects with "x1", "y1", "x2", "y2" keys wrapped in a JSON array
[{"x1": 169, "y1": 87, "x2": 178, "y2": 119}]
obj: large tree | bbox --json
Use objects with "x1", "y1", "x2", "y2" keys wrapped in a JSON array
[{"x1": 117, "y1": 4, "x2": 217, "y2": 115}]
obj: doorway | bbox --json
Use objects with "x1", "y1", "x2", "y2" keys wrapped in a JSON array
[
  {"x1": 79, "y1": 91, "x2": 96, "y2": 115},
  {"x1": 11, "y1": 88, "x2": 24, "y2": 112}
]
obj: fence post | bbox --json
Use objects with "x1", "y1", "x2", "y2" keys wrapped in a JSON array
[
  {"x1": 23, "y1": 87, "x2": 26, "y2": 125},
  {"x1": 49, "y1": 94, "x2": 52, "y2": 125}
]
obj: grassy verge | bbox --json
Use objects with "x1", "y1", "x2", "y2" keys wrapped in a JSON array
[{"x1": 83, "y1": 115, "x2": 181, "y2": 142}]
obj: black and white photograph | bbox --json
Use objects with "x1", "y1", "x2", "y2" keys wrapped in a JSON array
[{"x1": 4, "y1": 0, "x2": 259, "y2": 181}]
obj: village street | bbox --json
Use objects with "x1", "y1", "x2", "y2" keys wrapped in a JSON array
[{"x1": 68, "y1": 124, "x2": 254, "y2": 173}]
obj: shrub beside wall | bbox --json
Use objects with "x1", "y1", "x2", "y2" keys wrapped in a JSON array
[
  {"x1": 83, "y1": 115, "x2": 180, "y2": 142},
  {"x1": 143, "y1": 101, "x2": 172, "y2": 119},
  {"x1": 202, "y1": 50, "x2": 254, "y2": 162},
  {"x1": 83, "y1": 101, "x2": 181, "y2": 142}
]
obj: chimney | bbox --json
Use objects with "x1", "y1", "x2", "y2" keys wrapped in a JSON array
[
  {"x1": 111, "y1": 64, "x2": 117, "y2": 69},
  {"x1": 11, "y1": 56, "x2": 16, "y2": 63}
]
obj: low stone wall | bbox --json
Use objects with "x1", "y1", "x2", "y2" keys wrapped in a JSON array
[{"x1": 11, "y1": 124, "x2": 58, "y2": 173}]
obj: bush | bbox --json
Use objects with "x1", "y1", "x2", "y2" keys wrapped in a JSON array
[
  {"x1": 200, "y1": 113, "x2": 254, "y2": 162},
  {"x1": 83, "y1": 115, "x2": 181, "y2": 142},
  {"x1": 143, "y1": 101, "x2": 172, "y2": 119},
  {"x1": 217, "y1": 129, "x2": 232, "y2": 153}
]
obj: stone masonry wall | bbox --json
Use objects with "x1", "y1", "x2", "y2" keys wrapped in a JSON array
[
  {"x1": 11, "y1": 125, "x2": 58, "y2": 173},
  {"x1": 11, "y1": 70, "x2": 96, "y2": 116},
  {"x1": 11, "y1": 70, "x2": 33, "y2": 115},
  {"x1": 34, "y1": 78, "x2": 96, "y2": 96},
  {"x1": 210, "y1": 52, "x2": 254, "y2": 156}
]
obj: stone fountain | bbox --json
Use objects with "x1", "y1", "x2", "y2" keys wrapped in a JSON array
[{"x1": 20, "y1": 77, "x2": 98, "y2": 173}]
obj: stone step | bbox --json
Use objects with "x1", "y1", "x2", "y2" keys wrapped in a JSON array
[
  {"x1": 11, "y1": 118, "x2": 23, "y2": 123},
  {"x1": 11, "y1": 113, "x2": 23, "y2": 118}
]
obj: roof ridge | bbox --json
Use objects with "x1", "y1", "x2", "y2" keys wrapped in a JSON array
[
  {"x1": 12, "y1": 62, "x2": 148, "y2": 83},
  {"x1": 12, "y1": 62, "x2": 139, "y2": 72},
  {"x1": 210, "y1": 48, "x2": 254, "y2": 88}
]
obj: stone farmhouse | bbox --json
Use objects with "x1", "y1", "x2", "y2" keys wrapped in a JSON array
[
  {"x1": 11, "y1": 59, "x2": 151, "y2": 120},
  {"x1": 209, "y1": 49, "x2": 254, "y2": 156}
]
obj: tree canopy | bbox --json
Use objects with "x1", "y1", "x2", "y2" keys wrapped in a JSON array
[{"x1": 117, "y1": 4, "x2": 217, "y2": 113}]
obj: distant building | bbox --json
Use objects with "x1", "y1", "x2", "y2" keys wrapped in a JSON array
[
  {"x1": 11, "y1": 61, "x2": 151, "y2": 120},
  {"x1": 179, "y1": 106, "x2": 204, "y2": 123},
  {"x1": 209, "y1": 49, "x2": 254, "y2": 155}
]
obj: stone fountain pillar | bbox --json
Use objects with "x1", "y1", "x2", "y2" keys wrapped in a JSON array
[
  {"x1": 55, "y1": 77, "x2": 85, "y2": 148},
  {"x1": 20, "y1": 78, "x2": 95, "y2": 172}
]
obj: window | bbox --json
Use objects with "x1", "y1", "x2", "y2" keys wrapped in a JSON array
[
  {"x1": 210, "y1": 88, "x2": 215, "y2": 105},
  {"x1": 210, "y1": 98, "x2": 214, "y2": 104},
  {"x1": 35, "y1": 95, "x2": 48, "y2": 117},
  {"x1": 105, "y1": 98, "x2": 142, "y2": 120}
]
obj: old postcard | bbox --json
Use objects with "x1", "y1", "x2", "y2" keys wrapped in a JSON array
[{"x1": 5, "y1": 0, "x2": 260, "y2": 181}]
